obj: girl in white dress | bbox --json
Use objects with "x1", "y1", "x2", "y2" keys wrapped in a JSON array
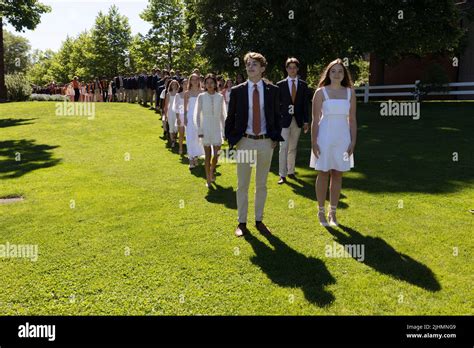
[
  {"x1": 195, "y1": 74, "x2": 227, "y2": 187},
  {"x1": 184, "y1": 74, "x2": 204, "y2": 169},
  {"x1": 172, "y1": 78, "x2": 188, "y2": 155},
  {"x1": 310, "y1": 58, "x2": 357, "y2": 227},
  {"x1": 164, "y1": 80, "x2": 179, "y2": 147}
]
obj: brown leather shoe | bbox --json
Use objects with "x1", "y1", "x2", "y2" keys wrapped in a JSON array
[
  {"x1": 256, "y1": 221, "x2": 272, "y2": 235},
  {"x1": 278, "y1": 177, "x2": 287, "y2": 185},
  {"x1": 235, "y1": 223, "x2": 249, "y2": 237}
]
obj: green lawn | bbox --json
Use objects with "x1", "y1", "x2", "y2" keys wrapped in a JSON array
[{"x1": 0, "y1": 101, "x2": 472, "y2": 315}]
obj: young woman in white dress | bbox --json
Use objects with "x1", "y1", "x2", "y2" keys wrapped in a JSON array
[
  {"x1": 173, "y1": 78, "x2": 188, "y2": 155},
  {"x1": 184, "y1": 74, "x2": 205, "y2": 169},
  {"x1": 310, "y1": 58, "x2": 357, "y2": 227},
  {"x1": 195, "y1": 74, "x2": 227, "y2": 187},
  {"x1": 164, "y1": 80, "x2": 179, "y2": 147}
]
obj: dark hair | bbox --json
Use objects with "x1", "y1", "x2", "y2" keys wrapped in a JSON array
[
  {"x1": 236, "y1": 73, "x2": 244, "y2": 84},
  {"x1": 318, "y1": 58, "x2": 353, "y2": 88},
  {"x1": 167, "y1": 79, "x2": 180, "y2": 93},
  {"x1": 285, "y1": 57, "x2": 300, "y2": 68},
  {"x1": 203, "y1": 73, "x2": 218, "y2": 92}
]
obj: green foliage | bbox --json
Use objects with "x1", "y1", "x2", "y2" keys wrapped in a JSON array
[
  {"x1": 417, "y1": 63, "x2": 450, "y2": 99},
  {"x1": 3, "y1": 30, "x2": 31, "y2": 74},
  {"x1": 89, "y1": 5, "x2": 132, "y2": 77},
  {"x1": 189, "y1": 0, "x2": 464, "y2": 79},
  {"x1": 5, "y1": 73, "x2": 32, "y2": 101},
  {"x1": 27, "y1": 49, "x2": 56, "y2": 85},
  {"x1": 140, "y1": 0, "x2": 202, "y2": 72}
]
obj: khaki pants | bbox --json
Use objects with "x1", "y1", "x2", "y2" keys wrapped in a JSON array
[
  {"x1": 236, "y1": 137, "x2": 274, "y2": 223},
  {"x1": 279, "y1": 117, "x2": 301, "y2": 177}
]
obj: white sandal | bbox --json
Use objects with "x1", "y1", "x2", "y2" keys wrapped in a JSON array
[
  {"x1": 318, "y1": 206, "x2": 329, "y2": 226},
  {"x1": 328, "y1": 205, "x2": 338, "y2": 226}
]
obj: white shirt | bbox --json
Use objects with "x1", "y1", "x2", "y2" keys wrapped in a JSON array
[
  {"x1": 246, "y1": 79, "x2": 266, "y2": 135},
  {"x1": 287, "y1": 77, "x2": 298, "y2": 96}
]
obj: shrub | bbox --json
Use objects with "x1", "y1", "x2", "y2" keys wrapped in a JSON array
[{"x1": 5, "y1": 73, "x2": 33, "y2": 101}]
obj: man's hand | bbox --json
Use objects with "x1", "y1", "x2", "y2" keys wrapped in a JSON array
[{"x1": 271, "y1": 141, "x2": 278, "y2": 149}]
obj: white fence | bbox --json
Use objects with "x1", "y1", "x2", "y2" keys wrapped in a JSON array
[{"x1": 355, "y1": 81, "x2": 474, "y2": 103}]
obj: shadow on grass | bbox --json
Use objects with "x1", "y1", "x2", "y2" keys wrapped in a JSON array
[
  {"x1": 0, "y1": 118, "x2": 37, "y2": 128},
  {"x1": 245, "y1": 231, "x2": 335, "y2": 307},
  {"x1": 0, "y1": 139, "x2": 61, "y2": 179},
  {"x1": 286, "y1": 103, "x2": 474, "y2": 196},
  {"x1": 205, "y1": 183, "x2": 236, "y2": 210},
  {"x1": 325, "y1": 224, "x2": 441, "y2": 292}
]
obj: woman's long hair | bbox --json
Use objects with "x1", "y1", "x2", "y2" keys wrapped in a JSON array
[{"x1": 318, "y1": 58, "x2": 353, "y2": 88}]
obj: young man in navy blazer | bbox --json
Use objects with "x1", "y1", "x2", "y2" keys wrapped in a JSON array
[
  {"x1": 225, "y1": 52, "x2": 284, "y2": 237},
  {"x1": 276, "y1": 57, "x2": 310, "y2": 184}
]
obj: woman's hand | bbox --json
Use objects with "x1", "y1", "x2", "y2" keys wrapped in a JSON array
[
  {"x1": 346, "y1": 142, "x2": 356, "y2": 156},
  {"x1": 312, "y1": 142, "x2": 320, "y2": 159}
]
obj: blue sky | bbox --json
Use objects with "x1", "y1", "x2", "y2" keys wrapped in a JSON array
[{"x1": 4, "y1": 0, "x2": 152, "y2": 52}]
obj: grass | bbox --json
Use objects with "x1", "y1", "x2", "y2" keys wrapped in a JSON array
[{"x1": 0, "y1": 100, "x2": 472, "y2": 315}]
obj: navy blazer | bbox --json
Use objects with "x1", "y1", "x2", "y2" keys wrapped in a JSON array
[
  {"x1": 225, "y1": 80, "x2": 284, "y2": 148},
  {"x1": 276, "y1": 77, "x2": 311, "y2": 128}
]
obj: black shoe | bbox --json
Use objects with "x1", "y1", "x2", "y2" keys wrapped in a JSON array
[
  {"x1": 278, "y1": 177, "x2": 287, "y2": 185},
  {"x1": 255, "y1": 221, "x2": 272, "y2": 235},
  {"x1": 235, "y1": 223, "x2": 249, "y2": 237},
  {"x1": 288, "y1": 173, "x2": 297, "y2": 180}
]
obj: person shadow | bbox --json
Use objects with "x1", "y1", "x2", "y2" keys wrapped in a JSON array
[
  {"x1": 205, "y1": 183, "x2": 236, "y2": 210},
  {"x1": 244, "y1": 231, "x2": 336, "y2": 307},
  {"x1": 324, "y1": 224, "x2": 441, "y2": 292}
]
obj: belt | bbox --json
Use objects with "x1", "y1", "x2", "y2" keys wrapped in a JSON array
[{"x1": 243, "y1": 133, "x2": 269, "y2": 140}]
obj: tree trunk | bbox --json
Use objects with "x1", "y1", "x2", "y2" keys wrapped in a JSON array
[{"x1": 0, "y1": 17, "x2": 7, "y2": 101}]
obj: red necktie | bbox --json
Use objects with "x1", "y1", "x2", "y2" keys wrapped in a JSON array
[
  {"x1": 253, "y1": 84, "x2": 261, "y2": 135},
  {"x1": 291, "y1": 80, "x2": 297, "y2": 104}
]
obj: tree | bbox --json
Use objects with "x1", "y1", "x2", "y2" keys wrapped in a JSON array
[
  {"x1": 141, "y1": 0, "x2": 199, "y2": 71},
  {"x1": 0, "y1": 0, "x2": 50, "y2": 101},
  {"x1": 188, "y1": 0, "x2": 465, "y2": 83},
  {"x1": 27, "y1": 48, "x2": 55, "y2": 85},
  {"x1": 89, "y1": 5, "x2": 132, "y2": 78},
  {"x1": 3, "y1": 29, "x2": 31, "y2": 74}
]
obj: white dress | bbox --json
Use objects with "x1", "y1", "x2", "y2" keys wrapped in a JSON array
[
  {"x1": 310, "y1": 87, "x2": 354, "y2": 171},
  {"x1": 185, "y1": 96, "x2": 204, "y2": 158},
  {"x1": 172, "y1": 93, "x2": 185, "y2": 125},
  {"x1": 195, "y1": 92, "x2": 226, "y2": 146},
  {"x1": 166, "y1": 94, "x2": 178, "y2": 133}
]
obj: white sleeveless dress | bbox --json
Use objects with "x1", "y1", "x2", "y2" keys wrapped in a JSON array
[
  {"x1": 185, "y1": 96, "x2": 204, "y2": 158},
  {"x1": 166, "y1": 94, "x2": 178, "y2": 133},
  {"x1": 310, "y1": 87, "x2": 354, "y2": 171}
]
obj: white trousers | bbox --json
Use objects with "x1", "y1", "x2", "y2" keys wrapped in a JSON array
[
  {"x1": 279, "y1": 117, "x2": 301, "y2": 177},
  {"x1": 236, "y1": 137, "x2": 274, "y2": 223}
]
